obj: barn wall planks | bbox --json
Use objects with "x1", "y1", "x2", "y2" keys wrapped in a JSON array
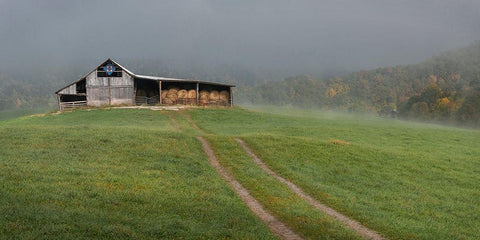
[
  {"x1": 86, "y1": 69, "x2": 134, "y2": 106},
  {"x1": 58, "y1": 84, "x2": 76, "y2": 95}
]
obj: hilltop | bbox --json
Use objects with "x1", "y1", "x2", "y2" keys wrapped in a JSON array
[
  {"x1": 2, "y1": 41, "x2": 480, "y2": 126},
  {"x1": 1, "y1": 107, "x2": 479, "y2": 239}
]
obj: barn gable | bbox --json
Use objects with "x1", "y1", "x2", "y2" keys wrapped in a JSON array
[{"x1": 56, "y1": 59, "x2": 234, "y2": 110}]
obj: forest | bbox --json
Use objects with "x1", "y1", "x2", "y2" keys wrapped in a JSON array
[
  {"x1": 243, "y1": 41, "x2": 480, "y2": 127},
  {"x1": 1, "y1": 41, "x2": 480, "y2": 126}
]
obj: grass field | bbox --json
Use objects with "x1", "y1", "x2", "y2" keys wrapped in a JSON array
[
  {"x1": 0, "y1": 109, "x2": 276, "y2": 239},
  {"x1": 0, "y1": 108, "x2": 54, "y2": 121},
  {"x1": 190, "y1": 107, "x2": 480, "y2": 240},
  {"x1": 1, "y1": 107, "x2": 479, "y2": 239}
]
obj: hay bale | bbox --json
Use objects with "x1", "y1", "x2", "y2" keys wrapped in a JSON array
[
  {"x1": 163, "y1": 98, "x2": 174, "y2": 104},
  {"x1": 209, "y1": 90, "x2": 219, "y2": 100},
  {"x1": 165, "y1": 87, "x2": 178, "y2": 104},
  {"x1": 177, "y1": 89, "x2": 188, "y2": 99},
  {"x1": 218, "y1": 90, "x2": 230, "y2": 105},
  {"x1": 199, "y1": 98, "x2": 209, "y2": 105},
  {"x1": 168, "y1": 87, "x2": 179, "y2": 95},
  {"x1": 219, "y1": 90, "x2": 229, "y2": 100},
  {"x1": 199, "y1": 90, "x2": 209, "y2": 99},
  {"x1": 161, "y1": 90, "x2": 168, "y2": 99},
  {"x1": 166, "y1": 94, "x2": 177, "y2": 101},
  {"x1": 187, "y1": 89, "x2": 197, "y2": 99}
]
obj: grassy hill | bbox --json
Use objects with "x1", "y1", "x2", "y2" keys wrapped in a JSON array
[
  {"x1": 1, "y1": 107, "x2": 479, "y2": 239},
  {"x1": 0, "y1": 109, "x2": 277, "y2": 239}
]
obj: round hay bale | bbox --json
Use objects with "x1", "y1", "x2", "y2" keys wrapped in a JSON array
[
  {"x1": 168, "y1": 87, "x2": 179, "y2": 94},
  {"x1": 163, "y1": 98, "x2": 174, "y2": 104},
  {"x1": 177, "y1": 89, "x2": 188, "y2": 99},
  {"x1": 209, "y1": 90, "x2": 219, "y2": 100},
  {"x1": 166, "y1": 93, "x2": 178, "y2": 101},
  {"x1": 161, "y1": 90, "x2": 168, "y2": 99},
  {"x1": 219, "y1": 90, "x2": 229, "y2": 100},
  {"x1": 199, "y1": 90, "x2": 209, "y2": 99},
  {"x1": 199, "y1": 98, "x2": 209, "y2": 105},
  {"x1": 187, "y1": 89, "x2": 197, "y2": 99}
]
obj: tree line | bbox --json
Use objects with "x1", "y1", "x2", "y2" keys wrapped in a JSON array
[
  {"x1": 243, "y1": 41, "x2": 480, "y2": 127},
  {"x1": 1, "y1": 41, "x2": 479, "y2": 127}
]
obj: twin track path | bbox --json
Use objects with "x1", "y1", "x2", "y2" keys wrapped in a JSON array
[
  {"x1": 197, "y1": 137, "x2": 303, "y2": 240},
  {"x1": 236, "y1": 138, "x2": 387, "y2": 240},
  {"x1": 175, "y1": 110, "x2": 386, "y2": 240}
]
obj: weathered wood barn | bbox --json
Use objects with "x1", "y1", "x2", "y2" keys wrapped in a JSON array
[{"x1": 55, "y1": 59, "x2": 234, "y2": 110}]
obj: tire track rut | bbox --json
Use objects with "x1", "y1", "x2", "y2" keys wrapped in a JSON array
[
  {"x1": 236, "y1": 138, "x2": 387, "y2": 240},
  {"x1": 197, "y1": 137, "x2": 303, "y2": 240}
]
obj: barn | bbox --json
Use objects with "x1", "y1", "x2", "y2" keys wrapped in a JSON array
[{"x1": 55, "y1": 59, "x2": 234, "y2": 110}]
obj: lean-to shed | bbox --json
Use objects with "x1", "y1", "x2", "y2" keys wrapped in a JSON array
[{"x1": 55, "y1": 59, "x2": 235, "y2": 110}]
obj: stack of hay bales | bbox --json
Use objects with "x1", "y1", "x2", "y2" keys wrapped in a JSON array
[
  {"x1": 199, "y1": 90, "x2": 209, "y2": 105},
  {"x1": 161, "y1": 88, "x2": 199, "y2": 105},
  {"x1": 159, "y1": 88, "x2": 228, "y2": 106},
  {"x1": 209, "y1": 90, "x2": 219, "y2": 104},
  {"x1": 161, "y1": 89, "x2": 168, "y2": 100},
  {"x1": 164, "y1": 87, "x2": 179, "y2": 104},
  {"x1": 176, "y1": 89, "x2": 187, "y2": 104},
  {"x1": 187, "y1": 90, "x2": 197, "y2": 104},
  {"x1": 219, "y1": 90, "x2": 230, "y2": 105}
]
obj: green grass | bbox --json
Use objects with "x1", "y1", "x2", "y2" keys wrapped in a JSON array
[
  {"x1": 0, "y1": 109, "x2": 276, "y2": 239},
  {"x1": 190, "y1": 107, "x2": 480, "y2": 240},
  {"x1": 207, "y1": 136, "x2": 361, "y2": 240},
  {"x1": 0, "y1": 108, "x2": 54, "y2": 121},
  {"x1": 2, "y1": 106, "x2": 479, "y2": 239}
]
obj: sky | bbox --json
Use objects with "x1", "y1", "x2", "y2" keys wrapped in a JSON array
[{"x1": 0, "y1": 0, "x2": 479, "y2": 76}]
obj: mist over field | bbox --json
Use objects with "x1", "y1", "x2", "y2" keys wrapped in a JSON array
[
  {"x1": 1, "y1": 0, "x2": 480, "y2": 125},
  {"x1": 1, "y1": 0, "x2": 479, "y2": 73},
  {"x1": 2, "y1": 2, "x2": 480, "y2": 238}
]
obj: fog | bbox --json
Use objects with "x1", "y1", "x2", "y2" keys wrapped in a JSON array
[{"x1": 1, "y1": 0, "x2": 479, "y2": 76}]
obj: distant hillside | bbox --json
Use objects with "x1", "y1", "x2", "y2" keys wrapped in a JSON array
[
  {"x1": 245, "y1": 41, "x2": 480, "y2": 126},
  {"x1": 2, "y1": 41, "x2": 480, "y2": 126}
]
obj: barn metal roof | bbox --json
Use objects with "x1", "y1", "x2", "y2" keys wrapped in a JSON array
[
  {"x1": 56, "y1": 58, "x2": 235, "y2": 93},
  {"x1": 134, "y1": 74, "x2": 235, "y2": 87}
]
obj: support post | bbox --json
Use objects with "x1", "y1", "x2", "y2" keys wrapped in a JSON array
[
  {"x1": 159, "y1": 81, "x2": 162, "y2": 104},
  {"x1": 132, "y1": 78, "x2": 136, "y2": 105},
  {"x1": 196, "y1": 83, "x2": 199, "y2": 105},
  {"x1": 57, "y1": 94, "x2": 62, "y2": 111},
  {"x1": 108, "y1": 77, "x2": 111, "y2": 105},
  {"x1": 230, "y1": 87, "x2": 233, "y2": 107}
]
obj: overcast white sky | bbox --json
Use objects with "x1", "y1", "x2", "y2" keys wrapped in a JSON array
[{"x1": 0, "y1": 0, "x2": 479, "y2": 75}]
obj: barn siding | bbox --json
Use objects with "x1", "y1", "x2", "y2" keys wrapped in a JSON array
[
  {"x1": 58, "y1": 84, "x2": 76, "y2": 95},
  {"x1": 86, "y1": 70, "x2": 134, "y2": 106},
  {"x1": 110, "y1": 72, "x2": 134, "y2": 104}
]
